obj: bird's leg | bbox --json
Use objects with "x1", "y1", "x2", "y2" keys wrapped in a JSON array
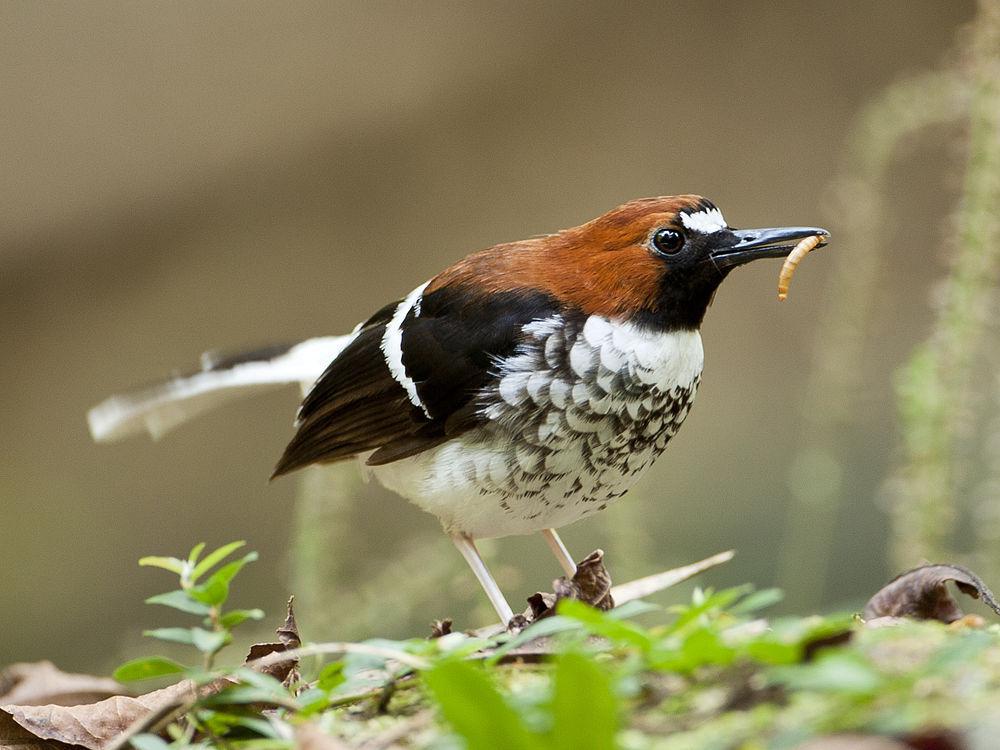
[
  {"x1": 542, "y1": 528, "x2": 577, "y2": 578},
  {"x1": 450, "y1": 533, "x2": 514, "y2": 625}
]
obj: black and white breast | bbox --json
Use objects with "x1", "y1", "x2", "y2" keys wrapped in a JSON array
[{"x1": 370, "y1": 312, "x2": 704, "y2": 538}]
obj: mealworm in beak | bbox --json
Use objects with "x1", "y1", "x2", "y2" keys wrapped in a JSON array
[{"x1": 777, "y1": 234, "x2": 824, "y2": 301}]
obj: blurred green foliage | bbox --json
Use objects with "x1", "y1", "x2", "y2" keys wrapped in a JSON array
[{"x1": 108, "y1": 542, "x2": 1000, "y2": 749}]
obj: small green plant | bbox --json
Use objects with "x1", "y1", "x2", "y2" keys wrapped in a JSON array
[
  {"x1": 114, "y1": 540, "x2": 264, "y2": 680},
  {"x1": 101, "y1": 541, "x2": 1000, "y2": 749}
]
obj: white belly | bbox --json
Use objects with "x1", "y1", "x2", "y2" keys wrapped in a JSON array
[{"x1": 368, "y1": 317, "x2": 704, "y2": 538}]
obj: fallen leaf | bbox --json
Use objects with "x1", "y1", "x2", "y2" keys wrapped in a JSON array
[
  {"x1": 862, "y1": 564, "x2": 1000, "y2": 623},
  {"x1": 2, "y1": 601, "x2": 301, "y2": 750},
  {"x1": 559, "y1": 549, "x2": 614, "y2": 610},
  {"x1": 1, "y1": 680, "x2": 197, "y2": 750},
  {"x1": 794, "y1": 736, "x2": 909, "y2": 750},
  {"x1": 0, "y1": 709, "x2": 75, "y2": 750},
  {"x1": 0, "y1": 663, "x2": 125, "y2": 707},
  {"x1": 429, "y1": 619, "x2": 453, "y2": 638},
  {"x1": 517, "y1": 549, "x2": 615, "y2": 626},
  {"x1": 245, "y1": 596, "x2": 301, "y2": 686}
]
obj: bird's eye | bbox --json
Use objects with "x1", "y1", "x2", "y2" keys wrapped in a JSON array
[{"x1": 651, "y1": 228, "x2": 684, "y2": 255}]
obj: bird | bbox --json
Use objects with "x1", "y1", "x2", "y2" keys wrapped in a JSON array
[{"x1": 88, "y1": 195, "x2": 829, "y2": 625}]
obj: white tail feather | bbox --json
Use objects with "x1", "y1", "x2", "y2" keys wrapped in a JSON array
[{"x1": 87, "y1": 335, "x2": 352, "y2": 443}]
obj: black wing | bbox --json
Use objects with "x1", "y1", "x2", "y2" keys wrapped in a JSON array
[{"x1": 271, "y1": 286, "x2": 560, "y2": 476}]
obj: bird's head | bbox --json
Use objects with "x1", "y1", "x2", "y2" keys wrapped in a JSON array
[{"x1": 430, "y1": 195, "x2": 829, "y2": 330}]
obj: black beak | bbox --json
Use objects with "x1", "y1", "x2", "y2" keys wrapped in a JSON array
[{"x1": 710, "y1": 226, "x2": 830, "y2": 270}]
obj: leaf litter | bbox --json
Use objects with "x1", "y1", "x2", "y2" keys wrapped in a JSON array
[
  {"x1": 0, "y1": 663, "x2": 125, "y2": 708},
  {"x1": 863, "y1": 563, "x2": 1000, "y2": 624},
  {"x1": 1, "y1": 600, "x2": 303, "y2": 750},
  {"x1": 6, "y1": 552, "x2": 1000, "y2": 749}
]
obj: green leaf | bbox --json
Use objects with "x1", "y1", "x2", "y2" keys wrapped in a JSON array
[
  {"x1": 113, "y1": 656, "x2": 186, "y2": 682},
  {"x1": 652, "y1": 626, "x2": 735, "y2": 673},
  {"x1": 317, "y1": 662, "x2": 346, "y2": 692},
  {"x1": 924, "y1": 629, "x2": 993, "y2": 673},
  {"x1": 197, "y1": 708, "x2": 281, "y2": 738},
  {"x1": 214, "y1": 740, "x2": 288, "y2": 750},
  {"x1": 191, "y1": 627, "x2": 231, "y2": 654},
  {"x1": 338, "y1": 638, "x2": 416, "y2": 678},
  {"x1": 435, "y1": 634, "x2": 492, "y2": 659},
  {"x1": 485, "y1": 616, "x2": 583, "y2": 666},
  {"x1": 129, "y1": 733, "x2": 172, "y2": 750},
  {"x1": 770, "y1": 651, "x2": 882, "y2": 695},
  {"x1": 550, "y1": 651, "x2": 619, "y2": 750},
  {"x1": 208, "y1": 552, "x2": 259, "y2": 587},
  {"x1": 146, "y1": 589, "x2": 212, "y2": 615},
  {"x1": 730, "y1": 587, "x2": 785, "y2": 615},
  {"x1": 607, "y1": 599, "x2": 662, "y2": 619},
  {"x1": 557, "y1": 599, "x2": 655, "y2": 651},
  {"x1": 202, "y1": 686, "x2": 294, "y2": 707},
  {"x1": 143, "y1": 627, "x2": 196, "y2": 645},
  {"x1": 297, "y1": 687, "x2": 330, "y2": 717},
  {"x1": 223, "y1": 715, "x2": 280, "y2": 738},
  {"x1": 187, "y1": 542, "x2": 206, "y2": 565},
  {"x1": 189, "y1": 578, "x2": 229, "y2": 606},
  {"x1": 423, "y1": 660, "x2": 542, "y2": 750},
  {"x1": 742, "y1": 638, "x2": 801, "y2": 665},
  {"x1": 201, "y1": 673, "x2": 297, "y2": 709},
  {"x1": 190, "y1": 552, "x2": 258, "y2": 606},
  {"x1": 220, "y1": 608, "x2": 266, "y2": 628},
  {"x1": 230, "y1": 668, "x2": 293, "y2": 696},
  {"x1": 138, "y1": 556, "x2": 186, "y2": 575},
  {"x1": 190, "y1": 540, "x2": 246, "y2": 584},
  {"x1": 668, "y1": 585, "x2": 751, "y2": 634}
]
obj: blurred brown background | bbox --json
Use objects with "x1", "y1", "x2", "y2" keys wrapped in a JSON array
[{"x1": 1, "y1": 1, "x2": 976, "y2": 672}]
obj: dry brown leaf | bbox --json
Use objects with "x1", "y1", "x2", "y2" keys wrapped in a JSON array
[
  {"x1": 514, "y1": 549, "x2": 615, "y2": 628},
  {"x1": 1, "y1": 680, "x2": 197, "y2": 750},
  {"x1": 3, "y1": 598, "x2": 300, "y2": 750},
  {"x1": 559, "y1": 549, "x2": 614, "y2": 610},
  {"x1": 0, "y1": 708, "x2": 77, "y2": 750},
  {"x1": 245, "y1": 596, "x2": 301, "y2": 686},
  {"x1": 794, "y1": 736, "x2": 909, "y2": 750},
  {"x1": 428, "y1": 619, "x2": 453, "y2": 639},
  {"x1": 0, "y1": 663, "x2": 125, "y2": 708},
  {"x1": 796, "y1": 730, "x2": 964, "y2": 750},
  {"x1": 863, "y1": 564, "x2": 1000, "y2": 623}
]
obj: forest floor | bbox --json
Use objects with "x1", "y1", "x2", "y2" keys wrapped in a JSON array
[{"x1": 3, "y1": 547, "x2": 1000, "y2": 750}]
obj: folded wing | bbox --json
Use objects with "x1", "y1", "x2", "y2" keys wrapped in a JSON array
[{"x1": 272, "y1": 286, "x2": 561, "y2": 476}]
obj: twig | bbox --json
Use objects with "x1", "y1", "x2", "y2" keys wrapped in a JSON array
[
  {"x1": 610, "y1": 549, "x2": 735, "y2": 604},
  {"x1": 104, "y1": 692, "x2": 197, "y2": 750},
  {"x1": 247, "y1": 642, "x2": 430, "y2": 672}
]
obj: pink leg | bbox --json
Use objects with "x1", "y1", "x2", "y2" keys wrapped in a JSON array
[
  {"x1": 542, "y1": 528, "x2": 577, "y2": 577},
  {"x1": 450, "y1": 533, "x2": 515, "y2": 624}
]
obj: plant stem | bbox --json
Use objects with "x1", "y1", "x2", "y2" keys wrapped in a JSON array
[{"x1": 205, "y1": 605, "x2": 223, "y2": 671}]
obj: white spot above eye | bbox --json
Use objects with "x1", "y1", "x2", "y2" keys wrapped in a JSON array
[{"x1": 680, "y1": 207, "x2": 727, "y2": 234}]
